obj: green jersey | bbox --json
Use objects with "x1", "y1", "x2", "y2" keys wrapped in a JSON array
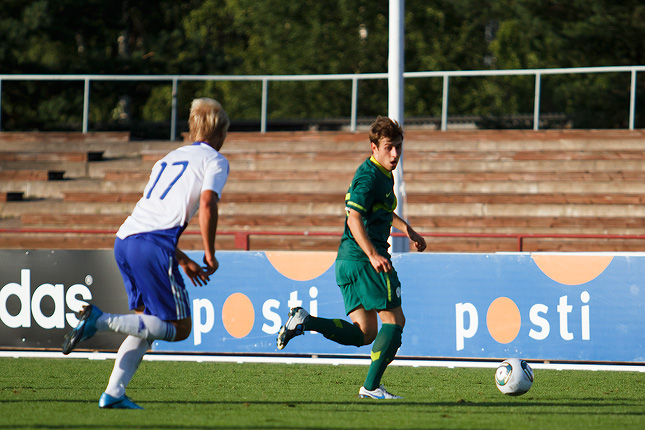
[{"x1": 336, "y1": 156, "x2": 397, "y2": 262}]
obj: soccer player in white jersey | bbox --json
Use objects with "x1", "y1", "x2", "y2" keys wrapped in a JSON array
[{"x1": 62, "y1": 98, "x2": 230, "y2": 409}]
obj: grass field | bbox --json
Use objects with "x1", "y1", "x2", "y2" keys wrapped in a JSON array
[{"x1": 1, "y1": 357, "x2": 644, "y2": 429}]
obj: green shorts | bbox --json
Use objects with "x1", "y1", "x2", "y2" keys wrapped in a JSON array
[{"x1": 335, "y1": 259, "x2": 402, "y2": 315}]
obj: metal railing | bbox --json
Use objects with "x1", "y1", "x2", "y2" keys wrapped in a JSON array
[
  {"x1": 0, "y1": 65, "x2": 643, "y2": 139},
  {"x1": 2, "y1": 228, "x2": 645, "y2": 252}
]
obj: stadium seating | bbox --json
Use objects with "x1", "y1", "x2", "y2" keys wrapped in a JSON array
[{"x1": 1, "y1": 129, "x2": 645, "y2": 252}]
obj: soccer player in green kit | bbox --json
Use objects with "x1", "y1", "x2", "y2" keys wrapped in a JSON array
[{"x1": 277, "y1": 116, "x2": 426, "y2": 399}]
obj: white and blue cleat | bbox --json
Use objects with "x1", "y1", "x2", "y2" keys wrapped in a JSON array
[
  {"x1": 62, "y1": 304, "x2": 103, "y2": 355},
  {"x1": 358, "y1": 385, "x2": 403, "y2": 400},
  {"x1": 99, "y1": 393, "x2": 143, "y2": 410},
  {"x1": 276, "y1": 307, "x2": 309, "y2": 350}
]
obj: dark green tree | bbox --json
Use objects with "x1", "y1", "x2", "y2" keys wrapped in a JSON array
[
  {"x1": 1, "y1": 0, "x2": 643, "y2": 131},
  {"x1": 489, "y1": 0, "x2": 645, "y2": 127}
]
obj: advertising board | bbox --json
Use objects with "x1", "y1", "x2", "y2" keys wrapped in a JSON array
[{"x1": 1, "y1": 250, "x2": 643, "y2": 362}]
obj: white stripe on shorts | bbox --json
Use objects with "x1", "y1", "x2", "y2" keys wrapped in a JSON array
[{"x1": 168, "y1": 256, "x2": 190, "y2": 320}]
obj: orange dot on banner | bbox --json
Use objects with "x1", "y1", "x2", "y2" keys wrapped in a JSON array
[
  {"x1": 486, "y1": 297, "x2": 521, "y2": 344},
  {"x1": 532, "y1": 254, "x2": 613, "y2": 285},
  {"x1": 221, "y1": 293, "x2": 254, "y2": 338},
  {"x1": 265, "y1": 251, "x2": 336, "y2": 281}
]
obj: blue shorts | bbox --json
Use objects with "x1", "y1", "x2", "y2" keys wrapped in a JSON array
[{"x1": 114, "y1": 233, "x2": 190, "y2": 321}]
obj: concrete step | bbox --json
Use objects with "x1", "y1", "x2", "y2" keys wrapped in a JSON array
[
  {"x1": 0, "y1": 131, "x2": 130, "y2": 143},
  {"x1": 0, "y1": 150, "x2": 103, "y2": 162},
  {"x1": 224, "y1": 179, "x2": 645, "y2": 194},
  {"x1": 2, "y1": 129, "x2": 645, "y2": 253},
  {"x1": 0, "y1": 230, "x2": 239, "y2": 251},
  {"x1": 218, "y1": 129, "x2": 645, "y2": 152},
  {"x1": 58, "y1": 190, "x2": 645, "y2": 206},
  {"x1": 16, "y1": 212, "x2": 644, "y2": 236},
  {"x1": 5, "y1": 197, "x2": 645, "y2": 219},
  {"x1": 0, "y1": 192, "x2": 23, "y2": 202},
  {"x1": 0, "y1": 178, "x2": 148, "y2": 199},
  {"x1": 3, "y1": 129, "x2": 643, "y2": 156},
  {"x1": 0, "y1": 170, "x2": 57, "y2": 181},
  {"x1": 221, "y1": 157, "x2": 645, "y2": 173},
  {"x1": 18, "y1": 213, "x2": 346, "y2": 232}
]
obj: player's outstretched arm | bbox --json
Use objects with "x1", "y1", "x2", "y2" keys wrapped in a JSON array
[
  {"x1": 176, "y1": 249, "x2": 212, "y2": 287},
  {"x1": 392, "y1": 213, "x2": 427, "y2": 252},
  {"x1": 199, "y1": 189, "x2": 220, "y2": 275}
]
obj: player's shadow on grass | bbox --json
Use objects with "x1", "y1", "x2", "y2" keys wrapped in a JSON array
[
  {"x1": 3, "y1": 398, "x2": 644, "y2": 409},
  {"x1": 147, "y1": 399, "x2": 645, "y2": 413}
]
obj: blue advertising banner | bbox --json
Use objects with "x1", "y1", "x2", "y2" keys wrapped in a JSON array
[
  {"x1": 1, "y1": 250, "x2": 643, "y2": 362},
  {"x1": 152, "y1": 251, "x2": 644, "y2": 363}
]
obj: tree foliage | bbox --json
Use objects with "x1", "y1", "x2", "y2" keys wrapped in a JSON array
[{"x1": 1, "y1": 0, "x2": 643, "y2": 133}]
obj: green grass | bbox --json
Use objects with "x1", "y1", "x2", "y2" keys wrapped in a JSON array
[{"x1": 1, "y1": 358, "x2": 644, "y2": 429}]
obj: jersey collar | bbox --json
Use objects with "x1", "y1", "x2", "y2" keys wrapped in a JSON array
[
  {"x1": 193, "y1": 141, "x2": 219, "y2": 152},
  {"x1": 369, "y1": 156, "x2": 392, "y2": 178}
]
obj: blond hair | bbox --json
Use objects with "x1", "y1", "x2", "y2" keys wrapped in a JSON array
[{"x1": 188, "y1": 98, "x2": 230, "y2": 143}]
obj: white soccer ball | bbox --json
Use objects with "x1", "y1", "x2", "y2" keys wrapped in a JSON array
[{"x1": 495, "y1": 358, "x2": 534, "y2": 396}]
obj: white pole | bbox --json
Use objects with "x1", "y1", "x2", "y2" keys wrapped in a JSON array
[
  {"x1": 533, "y1": 73, "x2": 541, "y2": 131},
  {"x1": 629, "y1": 69, "x2": 636, "y2": 131},
  {"x1": 261, "y1": 78, "x2": 268, "y2": 133},
  {"x1": 170, "y1": 78, "x2": 178, "y2": 141},
  {"x1": 441, "y1": 74, "x2": 449, "y2": 131},
  {"x1": 82, "y1": 78, "x2": 90, "y2": 134},
  {"x1": 389, "y1": 0, "x2": 408, "y2": 252},
  {"x1": 350, "y1": 76, "x2": 358, "y2": 132}
]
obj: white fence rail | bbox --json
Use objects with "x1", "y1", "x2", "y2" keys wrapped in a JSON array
[{"x1": 0, "y1": 65, "x2": 643, "y2": 140}]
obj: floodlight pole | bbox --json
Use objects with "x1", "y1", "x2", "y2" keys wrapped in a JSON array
[{"x1": 389, "y1": 0, "x2": 408, "y2": 252}]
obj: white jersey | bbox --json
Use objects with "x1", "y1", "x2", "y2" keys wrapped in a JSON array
[{"x1": 117, "y1": 142, "x2": 229, "y2": 239}]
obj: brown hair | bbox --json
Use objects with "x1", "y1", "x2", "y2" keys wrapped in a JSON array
[
  {"x1": 369, "y1": 116, "x2": 403, "y2": 147},
  {"x1": 188, "y1": 98, "x2": 230, "y2": 143}
]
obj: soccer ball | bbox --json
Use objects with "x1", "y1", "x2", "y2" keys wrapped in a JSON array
[{"x1": 495, "y1": 358, "x2": 534, "y2": 396}]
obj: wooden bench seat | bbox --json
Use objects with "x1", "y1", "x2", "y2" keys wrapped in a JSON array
[
  {"x1": 63, "y1": 192, "x2": 141, "y2": 203},
  {"x1": 3, "y1": 129, "x2": 645, "y2": 253},
  {"x1": 0, "y1": 151, "x2": 103, "y2": 162},
  {"x1": 407, "y1": 193, "x2": 645, "y2": 205},
  {"x1": 0, "y1": 131, "x2": 129, "y2": 143},
  {"x1": 0, "y1": 192, "x2": 24, "y2": 202},
  {"x1": 143, "y1": 147, "x2": 645, "y2": 163},
  {"x1": 408, "y1": 215, "x2": 645, "y2": 230},
  {"x1": 19, "y1": 211, "x2": 645, "y2": 236},
  {"x1": 19, "y1": 213, "x2": 345, "y2": 230},
  {"x1": 60, "y1": 190, "x2": 645, "y2": 206},
  {"x1": 0, "y1": 170, "x2": 65, "y2": 180},
  {"x1": 406, "y1": 171, "x2": 645, "y2": 182},
  {"x1": 103, "y1": 169, "x2": 645, "y2": 184},
  {"x1": 103, "y1": 171, "x2": 151, "y2": 181}
]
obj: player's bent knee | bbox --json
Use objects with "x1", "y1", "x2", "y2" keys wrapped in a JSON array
[
  {"x1": 361, "y1": 326, "x2": 378, "y2": 344},
  {"x1": 174, "y1": 329, "x2": 190, "y2": 342},
  {"x1": 172, "y1": 318, "x2": 192, "y2": 341},
  {"x1": 363, "y1": 332, "x2": 377, "y2": 345},
  {"x1": 353, "y1": 321, "x2": 377, "y2": 344}
]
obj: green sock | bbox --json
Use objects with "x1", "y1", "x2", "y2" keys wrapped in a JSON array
[
  {"x1": 363, "y1": 324, "x2": 403, "y2": 391},
  {"x1": 305, "y1": 316, "x2": 364, "y2": 347}
]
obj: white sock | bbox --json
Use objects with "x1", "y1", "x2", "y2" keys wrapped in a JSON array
[
  {"x1": 97, "y1": 313, "x2": 177, "y2": 341},
  {"x1": 104, "y1": 336, "x2": 151, "y2": 399}
]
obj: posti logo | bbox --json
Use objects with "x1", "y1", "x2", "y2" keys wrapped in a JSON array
[
  {"x1": 191, "y1": 252, "x2": 336, "y2": 345},
  {"x1": 454, "y1": 254, "x2": 613, "y2": 351},
  {"x1": 0, "y1": 269, "x2": 91, "y2": 329}
]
